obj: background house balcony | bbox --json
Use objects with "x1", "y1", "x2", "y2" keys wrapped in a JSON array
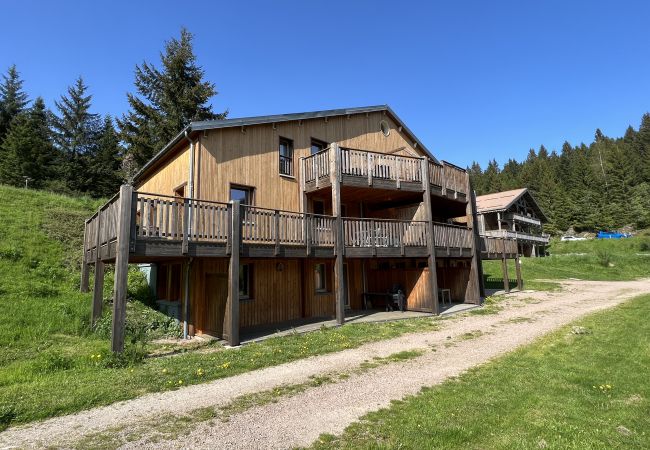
[
  {"x1": 482, "y1": 229, "x2": 550, "y2": 244},
  {"x1": 503, "y1": 212, "x2": 542, "y2": 227}
]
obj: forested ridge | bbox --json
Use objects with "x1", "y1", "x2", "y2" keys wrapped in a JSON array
[{"x1": 469, "y1": 117, "x2": 650, "y2": 234}]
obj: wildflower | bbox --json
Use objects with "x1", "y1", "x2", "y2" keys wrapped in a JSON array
[
  {"x1": 178, "y1": 380, "x2": 183, "y2": 385},
  {"x1": 196, "y1": 368, "x2": 204, "y2": 376},
  {"x1": 162, "y1": 368, "x2": 168, "y2": 374}
]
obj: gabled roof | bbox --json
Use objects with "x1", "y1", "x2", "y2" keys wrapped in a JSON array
[
  {"x1": 133, "y1": 105, "x2": 439, "y2": 183},
  {"x1": 475, "y1": 188, "x2": 547, "y2": 221}
]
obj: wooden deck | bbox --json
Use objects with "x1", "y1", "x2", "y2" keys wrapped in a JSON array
[
  {"x1": 301, "y1": 147, "x2": 469, "y2": 202},
  {"x1": 83, "y1": 191, "x2": 479, "y2": 264}
]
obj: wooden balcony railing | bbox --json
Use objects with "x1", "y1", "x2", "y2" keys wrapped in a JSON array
[
  {"x1": 342, "y1": 217, "x2": 428, "y2": 248},
  {"x1": 428, "y1": 161, "x2": 469, "y2": 197},
  {"x1": 504, "y1": 213, "x2": 542, "y2": 226},
  {"x1": 301, "y1": 145, "x2": 469, "y2": 198},
  {"x1": 481, "y1": 236, "x2": 518, "y2": 255},
  {"x1": 483, "y1": 229, "x2": 550, "y2": 244},
  {"x1": 433, "y1": 223, "x2": 473, "y2": 249},
  {"x1": 340, "y1": 148, "x2": 422, "y2": 186},
  {"x1": 83, "y1": 190, "x2": 476, "y2": 261}
]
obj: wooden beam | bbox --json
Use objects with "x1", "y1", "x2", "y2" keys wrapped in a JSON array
[
  {"x1": 515, "y1": 255, "x2": 523, "y2": 290},
  {"x1": 92, "y1": 261, "x2": 105, "y2": 325},
  {"x1": 421, "y1": 158, "x2": 440, "y2": 314},
  {"x1": 111, "y1": 184, "x2": 134, "y2": 353},
  {"x1": 226, "y1": 200, "x2": 241, "y2": 346},
  {"x1": 467, "y1": 185, "x2": 483, "y2": 303},
  {"x1": 330, "y1": 143, "x2": 346, "y2": 325}
]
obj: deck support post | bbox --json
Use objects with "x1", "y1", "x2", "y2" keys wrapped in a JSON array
[
  {"x1": 515, "y1": 255, "x2": 523, "y2": 290},
  {"x1": 466, "y1": 186, "x2": 483, "y2": 304},
  {"x1": 92, "y1": 261, "x2": 105, "y2": 325},
  {"x1": 330, "y1": 143, "x2": 346, "y2": 325},
  {"x1": 501, "y1": 239, "x2": 510, "y2": 294},
  {"x1": 80, "y1": 222, "x2": 90, "y2": 292},
  {"x1": 226, "y1": 200, "x2": 241, "y2": 346},
  {"x1": 111, "y1": 184, "x2": 134, "y2": 353},
  {"x1": 421, "y1": 158, "x2": 440, "y2": 315}
]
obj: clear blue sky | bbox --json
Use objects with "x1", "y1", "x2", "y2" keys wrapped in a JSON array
[{"x1": 2, "y1": 0, "x2": 649, "y2": 167}]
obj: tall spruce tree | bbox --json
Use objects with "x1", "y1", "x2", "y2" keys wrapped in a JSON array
[
  {"x1": 89, "y1": 115, "x2": 123, "y2": 197},
  {"x1": 0, "y1": 65, "x2": 29, "y2": 143},
  {"x1": 119, "y1": 28, "x2": 226, "y2": 169},
  {"x1": 0, "y1": 97, "x2": 57, "y2": 188},
  {"x1": 50, "y1": 76, "x2": 100, "y2": 192}
]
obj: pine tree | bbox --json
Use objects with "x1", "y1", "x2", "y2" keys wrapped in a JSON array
[
  {"x1": 0, "y1": 97, "x2": 57, "y2": 188},
  {"x1": 88, "y1": 116, "x2": 123, "y2": 197},
  {"x1": 50, "y1": 76, "x2": 100, "y2": 192},
  {"x1": 0, "y1": 65, "x2": 29, "y2": 143},
  {"x1": 119, "y1": 28, "x2": 226, "y2": 169},
  {"x1": 634, "y1": 113, "x2": 650, "y2": 182}
]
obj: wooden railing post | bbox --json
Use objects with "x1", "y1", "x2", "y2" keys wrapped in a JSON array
[
  {"x1": 129, "y1": 191, "x2": 138, "y2": 252},
  {"x1": 515, "y1": 253, "x2": 523, "y2": 290},
  {"x1": 421, "y1": 158, "x2": 440, "y2": 314},
  {"x1": 305, "y1": 214, "x2": 312, "y2": 256},
  {"x1": 367, "y1": 152, "x2": 373, "y2": 186},
  {"x1": 274, "y1": 210, "x2": 280, "y2": 256},
  {"x1": 182, "y1": 197, "x2": 190, "y2": 254},
  {"x1": 111, "y1": 184, "x2": 134, "y2": 353},
  {"x1": 226, "y1": 200, "x2": 241, "y2": 346}
]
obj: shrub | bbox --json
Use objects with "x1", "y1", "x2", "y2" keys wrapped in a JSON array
[
  {"x1": 0, "y1": 403, "x2": 16, "y2": 431},
  {"x1": 596, "y1": 250, "x2": 612, "y2": 267},
  {"x1": 98, "y1": 344, "x2": 147, "y2": 368}
]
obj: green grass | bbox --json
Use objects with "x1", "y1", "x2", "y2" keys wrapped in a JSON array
[
  {"x1": 310, "y1": 294, "x2": 650, "y2": 449},
  {"x1": 0, "y1": 182, "x2": 447, "y2": 429},
  {"x1": 483, "y1": 236, "x2": 650, "y2": 286}
]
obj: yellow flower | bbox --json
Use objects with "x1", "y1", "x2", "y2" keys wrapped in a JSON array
[
  {"x1": 178, "y1": 380, "x2": 183, "y2": 385},
  {"x1": 162, "y1": 368, "x2": 168, "y2": 374}
]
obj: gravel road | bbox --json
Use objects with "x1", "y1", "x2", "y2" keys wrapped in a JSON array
[{"x1": 1, "y1": 279, "x2": 648, "y2": 450}]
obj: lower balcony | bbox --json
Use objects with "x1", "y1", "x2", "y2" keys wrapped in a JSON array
[
  {"x1": 482, "y1": 229, "x2": 550, "y2": 245},
  {"x1": 82, "y1": 191, "x2": 476, "y2": 263}
]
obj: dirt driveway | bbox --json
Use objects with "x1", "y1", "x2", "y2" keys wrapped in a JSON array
[{"x1": 2, "y1": 279, "x2": 649, "y2": 449}]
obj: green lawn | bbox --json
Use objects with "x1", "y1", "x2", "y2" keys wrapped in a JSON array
[
  {"x1": 311, "y1": 294, "x2": 650, "y2": 449},
  {"x1": 483, "y1": 236, "x2": 650, "y2": 287}
]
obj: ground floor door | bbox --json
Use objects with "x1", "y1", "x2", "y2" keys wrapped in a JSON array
[{"x1": 203, "y1": 273, "x2": 228, "y2": 337}]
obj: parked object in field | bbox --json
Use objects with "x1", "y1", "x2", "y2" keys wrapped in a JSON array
[
  {"x1": 561, "y1": 236, "x2": 587, "y2": 242},
  {"x1": 596, "y1": 231, "x2": 630, "y2": 239}
]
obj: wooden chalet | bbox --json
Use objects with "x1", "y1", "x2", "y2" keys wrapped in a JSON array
[
  {"x1": 80, "y1": 105, "x2": 519, "y2": 351},
  {"x1": 476, "y1": 188, "x2": 549, "y2": 257}
]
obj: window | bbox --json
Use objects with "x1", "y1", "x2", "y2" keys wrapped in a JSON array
[
  {"x1": 314, "y1": 263, "x2": 327, "y2": 292},
  {"x1": 230, "y1": 185, "x2": 253, "y2": 205},
  {"x1": 239, "y1": 263, "x2": 252, "y2": 299},
  {"x1": 279, "y1": 137, "x2": 293, "y2": 176},
  {"x1": 311, "y1": 138, "x2": 327, "y2": 155}
]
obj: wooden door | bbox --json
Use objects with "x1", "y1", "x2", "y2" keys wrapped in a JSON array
[{"x1": 203, "y1": 273, "x2": 228, "y2": 337}]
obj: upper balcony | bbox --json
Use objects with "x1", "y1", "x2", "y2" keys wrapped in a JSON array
[
  {"x1": 503, "y1": 212, "x2": 542, "y2": 227},
  {"x1": 483, "y1": 229, "x2": 550, "y2": 245},
  {"x1": 82, "y1": 190, "x2": 477, "y2": 264},
  {"x1": 301, "y1": 146, "x2": 470, "y2": 202}
]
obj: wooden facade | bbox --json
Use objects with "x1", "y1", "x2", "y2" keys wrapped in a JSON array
[{"x1": 80, "y1": 106, "x2": 520, "y2": 351}]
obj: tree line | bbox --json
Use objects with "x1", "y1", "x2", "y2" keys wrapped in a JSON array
[
  {"x1": 469, "y1": 118, "x2": 650, "y2": 233},
  {"x1": 0, "y1": 28, "x2": 225, "y2": 197}
]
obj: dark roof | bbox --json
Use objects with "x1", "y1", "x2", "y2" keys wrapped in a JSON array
[
  {"x1": 475, "y1": 188, "x2": 548, "y2": 222},
  {"x1": 133, "y1": 105, "x2": 439, "y2": 182}
]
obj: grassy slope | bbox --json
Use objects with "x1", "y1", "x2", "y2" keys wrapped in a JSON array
[
  {"x1": 483, "y1": 236, "x2": 650, "y2": 288},
  {"x1": 0, "y1": 185, "x2": 443, "y2": 429},
  {"x1": 312, "y1": 294, "x2": 650, "y2": 449}
]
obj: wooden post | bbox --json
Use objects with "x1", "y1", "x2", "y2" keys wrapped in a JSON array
[
  {"x1": 226, "y1": 200, "x2": 241, "y2": 346},
  {"x1": 92, "y1": 261, "x2": 105, "y2": 325},
  {"x1": 274, "y1": 210, "x2": 280, "y2": 256},
  {"x1": 330, "y1": 143, "x2": 346, "y2": 325},
  {"x1": 467, "y1": 185, "x2": 483, "y2": 303},
  {"x1": 183, "y1": 260, "x2": 191, "y2": 339},
  {"x1": 421, "y1": 158, "x2": 440, "y2": 314},
  {"x1": 80, "y1": 221, "x2": 90, "y2": 292},
  {"x1": 182, "y1": 197, "x2": 190, "y2": 254},
  {"x1": 501, "y1": 239, "x2": 510, "y2": 294},
  {"x1": 111, "y1": 184, "x2": 134, "y2": 353},
  {"x1": 305, "y1": 214, "x2": 311, "y2": 256},
  {"x1": 515, "y1": 255, "x2": 523, "y2": 290}
]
